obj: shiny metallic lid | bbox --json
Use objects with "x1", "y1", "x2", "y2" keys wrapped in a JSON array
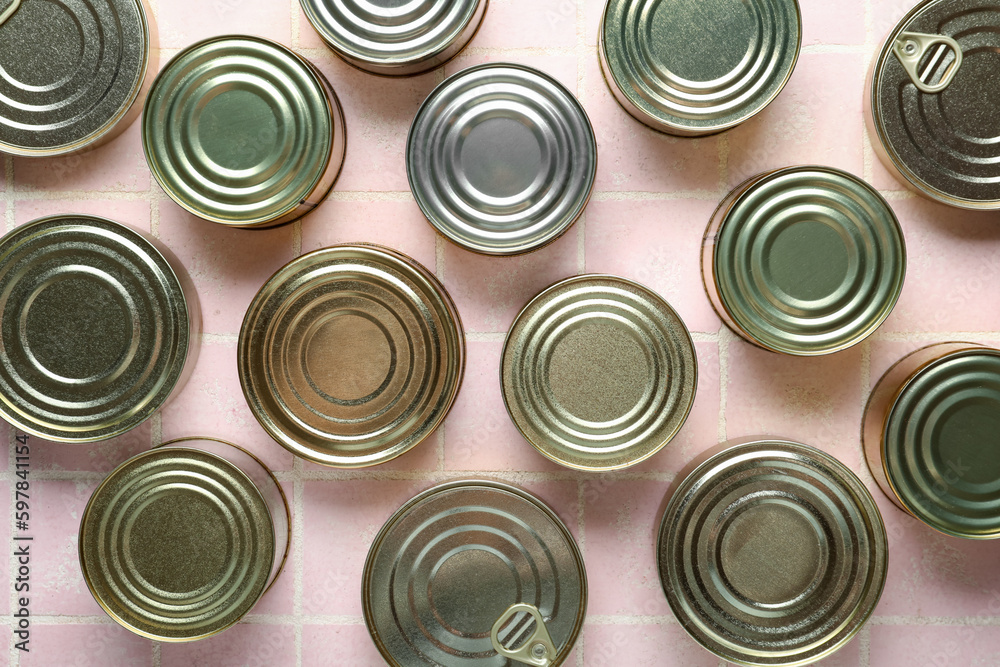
[
  {"x1": 502, "y1": 275, "x2": 697, "y2": 471},
  {"x1": 868, "y1": 0, "x2": 1000, "y2": 209},
  {"x1": 658, "y1": 439, "x2": 888, "y2": 666},
  {"x1": 143, "y1": 35, "x2": 344, "y2": 228},
  {"x1": 705, "y1": 166, "x2": 905, "y2": 356},
  {"x1": 363, "y1": 480, "x2": 586, "y2": 667},
  {"x1": 408, "y1": 63, "x2": 597, "y2": 256},
  {"x1": 0, "y1": 215, "x2": 193, "y2": 442},
  {"x1": 599, "y1": 0, "x2": 801, "y2": 136},
  {"x1": 300, "y1": 0, "x2": 487, "y2": 76},
  {"x1": 239, "y1": 244, "x2": 465, "y2": 468},
  {"x1": 0, "y1": 0, "x2": 150, "y2": 156}
]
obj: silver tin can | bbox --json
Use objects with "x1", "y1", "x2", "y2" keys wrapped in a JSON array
[
  {"x1": 408, "y1": 63, "x2": 597, "y2": 256},
  {"x1": 599, "y1": 0, "x2": 802, "y2": 136},
  {"x1": 0, "y1": 215, "x2": 197, "y2": 442},
  {"x1": 866, "y1": 0, "x2": 1000, "y2": 209},
  {"x1": 0, "y1": 0, "x2": 155, "y2": 156},
  {"x1": 300, "y1": 0, "x2": 487, "y2": 77},
  {"x1": 363, "y1": 479, "x2": 586, "y2": 666}
]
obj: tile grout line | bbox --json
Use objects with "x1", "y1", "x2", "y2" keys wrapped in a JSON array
[
  {"x1": 292, "y1": 455, "x2": 305, "y2": 666},
  {"x1": 717, "y1": 328, "x2": 732, "y2": 442},
  {"x1": 290, "y1": 0, "x2": 300, "y2": 49}
]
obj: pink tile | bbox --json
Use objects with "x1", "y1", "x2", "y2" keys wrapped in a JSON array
[
  {"x1": 586, "y1": 624, "x2": 718, "y2": 667},
  {"x1": 13, "y1": 199, "x2": 151, "y2": 231},
  {"x1": 444, "y1": 54, "x2": 578, "y2": 95},
  {"x1": 868, "y1": 134, "x2": 911, "y2": 192},
  {"x1": 302, "y1": 624, "x2": 386, "y2": 666},
  {"x1": 19, "y1": 625, "x2": 151, "y2": 666},
  {"x1": 804, "y1": 635, "x2": 862, "y2": 667},
  {"x1": 468, "y1": 0, "x2": 577, "y2": 49},
  {"x1": 29, "y1": 423, "x2": 151, "y2": 473},
  {"x1": 160, "y1": 624, "x2": 295, "y2": 667},
  {"x1": 158, "y1": 0, "x2": 291, "y2": 48},
  {"x1": 586, "y1": 0, "x2": 605, "y2": 46},
  {"x1": 297, "y1": 6, "x2": 328, "y2": 50},
  {"x1": 873, "y1": 0, "x2": 928, "y2": 44},
  {"x1": 517, "y1": 480, "x2": 580, "y2": 539},
  {"x1": 799, "y1": 0, "x2": 865, "y2": 46},
  {"x1": 247, "y1": 481, "x2": 294, "y2": 616},
  {"x1": 871, "y1": 625, "x2": 1000, "y2": 667},
  {"x1": 0, "y1": 201, "x2": 5, "y2": 232}
]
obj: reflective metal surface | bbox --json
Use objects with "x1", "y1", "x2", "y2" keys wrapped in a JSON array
[
  {"x1": 658, "y1": 439, "x2": 887, "y2": 666},
  {"x1": 79, "y1": 438, "x2": 290, "y2": 641},
  {"x1": 301, "y1": 0, "x2": 487, "y2": 76},
  {"x1": 867, "y1": 0, "x2": 1000, "y2": 209},
  {"x1": 143, "y1": 35, "x2": 345, "y2": 228},
  {"x1": 502, "y1": 275, "x2": 697, "y2": 471},
  {"x1": 703, "y1": 166, "x2": 905, "y2": 356},
  {"x1": 0, "y1": 0, "x2": 151, "y2": 156},
  {"x1": 363, "y1": 480, "x2": 586, "y2": 666},
  {"x1": 599, "y1": 0, "x2": 801, "y2": 136},
  {"x1": 0, "y1": 215, "x2": 195, "y2": 442},
  {"x1": 239, "y1": 244, "x2": 465, "y2": 467},
  {"x1": 408, "y1": 63, "x2": 597, "y2": 256}
]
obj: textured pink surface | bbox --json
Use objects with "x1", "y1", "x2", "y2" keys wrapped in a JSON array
[{"x1": 4, "y1": 0, "x2": 1000, "y2": 666}]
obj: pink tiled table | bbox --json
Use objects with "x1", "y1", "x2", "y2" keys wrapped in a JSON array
[{"x1": 5, "y1": 0, "x2": 1000, "y2": 665}]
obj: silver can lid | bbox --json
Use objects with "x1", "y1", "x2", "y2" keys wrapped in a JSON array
[{"x1": 408, "y1": 63, "x2": 597, "y2": 256}]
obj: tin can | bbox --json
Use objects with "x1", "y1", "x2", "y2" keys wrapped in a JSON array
[
  {"x1": 866, "y1": 0, "x2": 1000, "y2": 209},
  {"x1": 300, "y1": 0, "x2": 487, "y2": 77},
  {"x1": 599, "y1": 0, "x2": 802, "y2": 136},
  {"x1": 363, "y1": 479, "x2": 586, "y2": 666},
  {"x1": 702, "y1": 166, "x2": 905, "y2": 356},
  {"x1": 143, "y1": 35, "x2": 346, "y2": 228},
  {"x1": 0, "y1": 0, "x2": 155, "y2": 156},
  {"x1": 863, "y1": 342, "x2": 1000, "y2": 539},
  {"x1": 0, "y1": 215, "x2": 197, "y2": 442},
  {"x1": 658, "y1": 438, "x2": 887, "y2": 666},
  {"x1": 79, "y1": 437, "x2": 290, "y2": 641},
  {"x1": 239, "y1": 244, "x2": 464, "y2": 467},
  {"x1": 407, "y1": 63, "x2": 597, "y2": 256},
  {"x1": 502, "y1": 275, "x2": 697, "y2": 471}
]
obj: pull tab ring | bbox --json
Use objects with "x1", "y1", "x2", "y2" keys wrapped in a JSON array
[
  {"x1": 0, "y1": 0, "x2": 20, "y2": 27},
  {"x1": 491, "y1": 603, "x2": 557, "y2": 667},
  {"x1": 893, "y1": 31, "x2": 963, "y2": 94}
]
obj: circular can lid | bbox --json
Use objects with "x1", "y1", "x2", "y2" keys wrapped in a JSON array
[
  {"x1": 502, "y1": 275, "x2": 697, "y2": 471},
  {"x1": 884, "y1": 348, "x2": 1000, "y2": 538},
  {"x1": 408, "y1": 63, "x2": 597, "y2": 256},
  {"x1": 709, "y1": 166, "x2": 905, "y2": 356},
  {"x1": 300, "y1": 0, "x2": 486, "y2": 76},
  {"x1": 238, "y1": 244, "x2": 465, "y2": 468},
  {"x1": 870, "y1": 0, "x2": 1000, "y2": 209},
  {"x1": 658, "y1": 439, "x2": 888, "y2": 666},
  {"x1": 143, "y1": 35, "x2": 341, "y2": 227},
  {"x1": 599, "y1": 0, "x2": 801, "y2": 136},
  {"x1": 363, "y1": 480, "x2": 586, "y2": 666},
  {"x1": 79, "y1": 445, "x2": 279, "y2": 641},
  {"x1": 0, "y1": 215, "x2": 193, "y2": 442},
  {"x1": 0, "y1": 0, "x2": 150, "y2": 156}
]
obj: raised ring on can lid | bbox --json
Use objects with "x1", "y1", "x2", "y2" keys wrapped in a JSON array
[
  {"x1": 363, "y1": 479, "x2": 586, "y2": 666},
  {"x1": 0, "y1": 0, "x2": 151, "y2": 156},
  {"x1": 599, "y1": 0, "x2": 801, "y2": 136},
  {"x1": 238, "y1": 244, "x2": 465, "y2": 468},
  {"x1": 868, "y1": 0, "x2": 1000, "y2": 209},
  {"x1": 300, "y1": 0, "x2": 487, "y2": 76},
  {"x1": 658, "y1": 439, "x2": 888, "y2": 666},
  {"x1": 705, "y1": 166, "x2": 905, "y2": 356},
  {"x1": 407, "y1": 63, "x2": 597, "y2": 256},
  {"x1": 501, "y1": 274, "x2": 697, "y2": 471},
  {"x1": 143, "y1": 35, "x2": 344, "y2": 228},
  {"x1": 0, "y1": 215, "x2": 194, "y2": 442}
]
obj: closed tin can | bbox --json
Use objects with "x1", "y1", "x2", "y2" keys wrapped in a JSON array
[
  {"x1": 702, "y1": 166, "x2": 905, "y2": 356},
  {"x1": 300, "y1": 0, "x2": 487, "y2": 77},
  {"x1": 79, "y1": 437, "x2": 290, "y2": 641},
  {"x1": 408, "y1": 63, "x2": 597, "y2": 256},
  {"x1": 502, "y1": 275, "x2": 697, "y2": 471},
  {"x1": 0, "y1": 215, "x2": 197, "y2": 442},
  {"x1": 143, "y1": 35, "x2": 346, "y2": 228},
  {"x1": 599, "y1": 0, "x2": 801, "y2": 136},
  {"x1": 866, "y1": 0, "x2": 1000, "y2": 209},
  {"x1": 363, "y1": 479, "x2": 586, "y2": 666},
  {"x1": 0, "y1": 0, "x2": 154, "y2": 156},
  {"x1": 239, "y1": 244, "x2": 464, "y2": 467},
  {"x1": 863, "y1": 342, "x2": 1000, "y2": 539},
  {"x1": 658, "y1": 438, "x2": 887, "y2": 666}
]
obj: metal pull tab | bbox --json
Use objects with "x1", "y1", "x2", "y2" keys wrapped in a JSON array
[
  {"x1": 0, "y1": 0, "x2": 20, "y2": 27},
  {"x1": 490, "y1": 603, "x2": 557, "y2": 667},
  {"x1": 893, "y1": 31, "x2": 963, "y2": 94}
]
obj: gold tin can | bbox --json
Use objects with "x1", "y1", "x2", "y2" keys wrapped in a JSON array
[
  {"x1": 0, "y1": 215, "x2": 198, "y2": 442},
  {"x1": 239, "y1": 244, "x2": 465, "y2": 467},
  {"x1": 658, "y1": 438, "x2": 887, "y2": 666},
  {"x1": 79, "y1": 437, "x2": 290, "y2": 641},
  {"x1": 143, "y1": 35, "x2": 346, "y2": 228},
  {"x1": 702, "y1": 166, "x2": 905, "y2": 356},
  {"x1": 363, "y1": 479, "x2": 586, "y2": 666},
  {"x1": 863, "y1": 342, "x2": 1000, "y2": 539},
  {"x1": 502, "y1": 275, "x2": 697, "y2": 471}
]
